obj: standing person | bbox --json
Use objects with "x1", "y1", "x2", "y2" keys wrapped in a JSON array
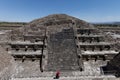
[{"x1": 54, "y1": 71, "x2": 60, "y2": 79}]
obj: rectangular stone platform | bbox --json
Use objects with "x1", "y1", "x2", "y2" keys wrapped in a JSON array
[
  {"x1": 78, "y1": 42, "x2": 112, "y2": 46},
  {"x1": 76, "y1": 34, "x2": 103, "y2": 38},
  {"x1": 8, "y1": 50, "x2": 42, "y2": 56},
  {"x1": 9, "y1": 41, "x2": 44, "y2": 45},
  {"x1": 23, "y1": 35, "x2": 45, "y2": 41},
  {"x1": 81, "y1": 50, "x2": 118, "y2": 55}
]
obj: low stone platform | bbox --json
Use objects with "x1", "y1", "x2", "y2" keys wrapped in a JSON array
[
  {"x1": 8, "y1": 50, "x2": 42, "y2": 56},
  {"x1": 11, "y1": 76, "x2": 118, "y2": 80},
  {"x1": 78, "y1": 42, "x2": 112, "y2": 46},
  {"x1": 12, "y1": 60, "x2": 108, "y2": 78},
  {"x1": 9, "y1": 41, "x2": 43, "y2": 45},
  {"x1": 82, "y1": 50, "x2": 118, "y2": 55}
]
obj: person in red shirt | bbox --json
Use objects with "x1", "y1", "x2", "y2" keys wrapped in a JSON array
[{"x1": 54, "y1": 71, "x2": 60, "y2": 79}]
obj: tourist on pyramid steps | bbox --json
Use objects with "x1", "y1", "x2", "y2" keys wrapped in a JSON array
[{"x1": 54, "y1": 71, "x2": 60, "y2": 79}]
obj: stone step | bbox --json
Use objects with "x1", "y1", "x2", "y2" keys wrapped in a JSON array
[
  {"x1": 13, "y1": 71, "x2": 114, "y2": 78},
  {"x1": 11, "y1": 76, "x2": 117, "y2": 80}
]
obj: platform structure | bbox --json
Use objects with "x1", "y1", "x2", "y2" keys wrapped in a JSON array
[
  {"x1": 75, "y1": 27, "x2": 119, "y2": 62},
  {"x1": 8, "y1": 32, "x2": 47, "y2": 60},
  {"x1": 5, "y1": 14, "x2": 120, "y2": 79}
]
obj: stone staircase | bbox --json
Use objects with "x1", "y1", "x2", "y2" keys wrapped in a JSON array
[{"x1": 47, "y1": 28, "x2": 80, "y2": 71}]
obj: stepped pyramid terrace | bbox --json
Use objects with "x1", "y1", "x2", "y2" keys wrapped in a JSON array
[{"x1": 0, "y1": 14, "x2": 120, "y2": 80}]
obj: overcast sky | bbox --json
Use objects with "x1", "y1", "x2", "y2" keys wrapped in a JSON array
[{"x1": 0, "y1": 0, "x2": 120, "y2": 22}]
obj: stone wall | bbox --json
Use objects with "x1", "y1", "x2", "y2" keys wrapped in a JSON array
[{"x1": 101, "y1": 52, "x2": 120, "y2": 77}]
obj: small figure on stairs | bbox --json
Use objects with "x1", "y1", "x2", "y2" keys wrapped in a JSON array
[{"x1": 54, "y1": 71, "x2": 60, "y2": 79}]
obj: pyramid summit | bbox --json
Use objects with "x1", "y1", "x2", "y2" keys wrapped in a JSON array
[{"x1": 29, "y1": 14, "x2": 94, "y2": 28}]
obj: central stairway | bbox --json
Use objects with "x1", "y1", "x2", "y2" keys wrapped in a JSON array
[{"x1": 47, "y1": 28, "x2": 80, "y2": 71}]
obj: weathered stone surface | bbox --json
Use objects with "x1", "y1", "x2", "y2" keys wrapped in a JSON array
[
  {"x1": 1, "y1": 14, "x2": 119, "y2": 80},
  {"x1": 46, "y1": 27, "x2": 80, "y2": 71},
  {"x1": 0, "y1": 46, "x2": 14, "y2": 80},
  {"x1": 104, "y1": 52, "x2": 120, "y2": 77}
]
